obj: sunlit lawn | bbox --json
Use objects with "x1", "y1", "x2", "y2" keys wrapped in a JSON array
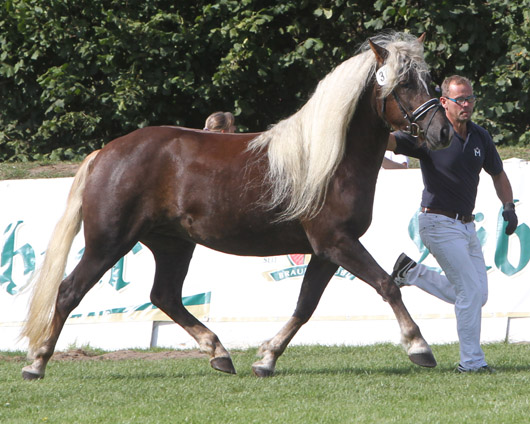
[{"x1": 1, "y1": 343, "x2": 529, "y2": 424}]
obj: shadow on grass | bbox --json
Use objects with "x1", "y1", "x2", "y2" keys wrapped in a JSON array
[
  {"x1": 12, "y1": 361, "x2": 530, "y2": 382},
  {"x1": 259, "y1": 359, "x2": 530, "y2": 377},
  {"x1": 9, "y1": 343, "x2": 530, "y2": 380}
]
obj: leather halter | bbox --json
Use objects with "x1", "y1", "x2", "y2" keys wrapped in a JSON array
[{"x1": 381, "y1": 88, "x2": 442, "y2": 138}]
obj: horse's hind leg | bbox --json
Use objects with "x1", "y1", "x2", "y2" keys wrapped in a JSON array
[
  {"x1": 148, "y1": 242, "x2": 236, "y2": 374},
  {"x1": 22, "y1": 252, "x2": 119, "y2": 380},
  {"x1": 252, "y1": 255, "x2": 338, "y2": 377}
]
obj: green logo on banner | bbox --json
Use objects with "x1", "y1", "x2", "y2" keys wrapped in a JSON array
[
  {"x1": 494, "y1": 202, "x2": 530, "y2": 276},
  {"x1": 1, "y1": 221, "x2": 35, "y2": 295},
  {"x1": 407, "y1": 203, "x2": 529, "y2": 278},
  {"x1": 0, "y1": 221, "x2": 145, "y2": 295}
]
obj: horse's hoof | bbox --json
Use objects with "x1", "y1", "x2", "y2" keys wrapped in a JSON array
[
  {"x1": 409, "y1": 351, "x2": 437, "y2": 368},
  {"x1": 252, "y1": 364, "x2": 274, "y2": 378},
  {"x1": 210, "y1": 357, "x2": 236, "y2": 374},
  {"x1": 22, "y1": 367, "x2": 44, "y2": 380}
]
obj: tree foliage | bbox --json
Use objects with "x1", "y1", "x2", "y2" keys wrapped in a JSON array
[{"x1": 1, "y1": 0, "x2": 528, "y2": 161}]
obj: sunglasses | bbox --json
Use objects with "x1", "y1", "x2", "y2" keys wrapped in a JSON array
[{"x1": 445, "y1": 95, "x2": 477, "y2": 106}]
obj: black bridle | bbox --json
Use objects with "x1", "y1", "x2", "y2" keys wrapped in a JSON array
[{"x1": 382, "y1": 90, "x2": 442, "y2": 138}]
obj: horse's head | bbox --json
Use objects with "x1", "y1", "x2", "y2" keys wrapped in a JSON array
[{"x1": 369, "y1": 34, "x2": 453, "y2": 150}]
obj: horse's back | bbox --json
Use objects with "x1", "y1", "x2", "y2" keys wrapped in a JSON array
[
  {"x1": 84, "y1": 125, "x2": 255, "y2": 213},
  {"x1": 87, "y1": 126, "x2": 257, "y2": 189}
]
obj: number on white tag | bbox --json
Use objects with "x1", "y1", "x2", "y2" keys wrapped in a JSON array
[{"x1": 376, "y1": 65, "x2": 388, "y2": 86}]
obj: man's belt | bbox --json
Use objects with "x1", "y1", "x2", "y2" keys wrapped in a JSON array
[{"x1": 421, "y1": 207, "x2": 475, "y2": 224}]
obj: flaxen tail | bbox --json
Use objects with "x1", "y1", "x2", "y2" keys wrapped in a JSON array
[{"x1": 20, "y1": 150, "x2": 100, "y2": 356}]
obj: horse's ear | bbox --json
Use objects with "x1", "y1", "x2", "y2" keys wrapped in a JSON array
[
  {"x1": 369, "y1": 39, "x2": 389, "y2": 64},
  {"x1": 418, "y1": 33, "x2": 426, "y2": 44}
]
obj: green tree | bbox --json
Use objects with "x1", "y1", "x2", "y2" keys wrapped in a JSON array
[{"x1": 1, "y1": 0, "x2": 528, "y2": 161}]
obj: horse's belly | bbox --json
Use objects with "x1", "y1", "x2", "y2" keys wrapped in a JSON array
[{"x1": 182, "y1": 218, "x2": 312, "y2": 257}]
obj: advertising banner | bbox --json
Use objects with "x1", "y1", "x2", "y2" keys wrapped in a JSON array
[{"x1": 1, "y1": 160, "x2": 529, "y2": 351}]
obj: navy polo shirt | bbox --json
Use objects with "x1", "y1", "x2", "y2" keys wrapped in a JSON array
[{"x1": 394, "y1": 122, "x2": 503, "y2": 216}]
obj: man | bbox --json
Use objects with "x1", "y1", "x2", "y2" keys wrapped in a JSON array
[{"x1": 387, "y1": 75, "x2": 518, "y2": 373}]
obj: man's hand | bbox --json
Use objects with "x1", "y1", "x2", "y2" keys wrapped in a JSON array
[{"x1": 502, "y1": 202, "x2": 518, "y2": 235}]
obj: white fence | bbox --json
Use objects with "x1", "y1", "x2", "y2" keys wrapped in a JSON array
[{"x1": 1, "y1": 159, "x2": 529, "y2": 351}]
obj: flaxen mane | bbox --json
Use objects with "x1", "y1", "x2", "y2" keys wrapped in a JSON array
[{"x1": 249, "y1": 32, "x2": 429, "y2": 221}]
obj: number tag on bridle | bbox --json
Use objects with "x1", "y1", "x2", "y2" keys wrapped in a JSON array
[{"x1": 376, "y1": 65, "x2": 388, "y2": 86}]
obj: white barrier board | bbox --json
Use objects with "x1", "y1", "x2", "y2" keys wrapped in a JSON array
[{"x1": 1, "y1": 160, "x2": 529, "y2": 351}]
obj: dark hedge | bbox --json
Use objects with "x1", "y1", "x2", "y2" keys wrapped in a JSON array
[{"x1": 1, "y1": 0, "x2": 528, "y2": 161}]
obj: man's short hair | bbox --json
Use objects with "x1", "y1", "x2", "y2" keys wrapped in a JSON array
[{"x1": 441, "y1": 75, "x2": 472, "y2": 96}]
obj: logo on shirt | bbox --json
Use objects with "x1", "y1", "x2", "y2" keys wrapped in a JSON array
[{"x1": 474, "y1": 147, "x2": 481, "y2": 157}]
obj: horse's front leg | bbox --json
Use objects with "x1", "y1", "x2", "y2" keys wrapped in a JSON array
[
  {"x1": 252, "y1": 255, "x2": 338, "y2": 377},
  {"x1": 324, "y1": 237, "x2": 436, "y2": 368}
]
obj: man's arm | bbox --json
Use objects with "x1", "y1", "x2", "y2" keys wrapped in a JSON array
[
  {"x1": 492, "y1": 170, "x2": 518, "y2": 235},
  {"x1": 382, "y1": 135, "x2": 409, "y2": 169},
  {"x1": 388, "y1": 132, "x2": 424, "y2": 159},
  {"x1": 387, "y1": 133, "x2": 397, "y2": 151},
  {"x1": 492, "y1": 170, "x2": 514, "y2": 204}
]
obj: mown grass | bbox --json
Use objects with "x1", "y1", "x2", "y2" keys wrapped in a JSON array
[
  {"x1": 0, "y1": 160, "x2": 81, "y2": 180},
  {"x1": 1, "y1": 343, "x2": 529, "y2": 423}
]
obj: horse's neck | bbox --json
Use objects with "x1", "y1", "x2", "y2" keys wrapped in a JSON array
[{"x1": 343, "y1": 91, "x2": 389, "y2": 176}]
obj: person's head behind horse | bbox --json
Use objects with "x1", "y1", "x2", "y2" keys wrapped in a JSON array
[{"x1": 204, "y1": 111, "x2": 236, "y2": 133}]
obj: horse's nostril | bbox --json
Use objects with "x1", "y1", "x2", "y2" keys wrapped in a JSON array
[{"x1": 441, "y1": 125, "x2": 452, "y2": 144}]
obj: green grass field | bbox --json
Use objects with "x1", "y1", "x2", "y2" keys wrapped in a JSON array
[{"x1": 1, "y1": 343, "x2": 529, "y2": 423}]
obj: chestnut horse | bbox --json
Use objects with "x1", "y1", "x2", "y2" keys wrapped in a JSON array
[{"x1": 21, "y1": 32, "x2": 452, "y2": 379}]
